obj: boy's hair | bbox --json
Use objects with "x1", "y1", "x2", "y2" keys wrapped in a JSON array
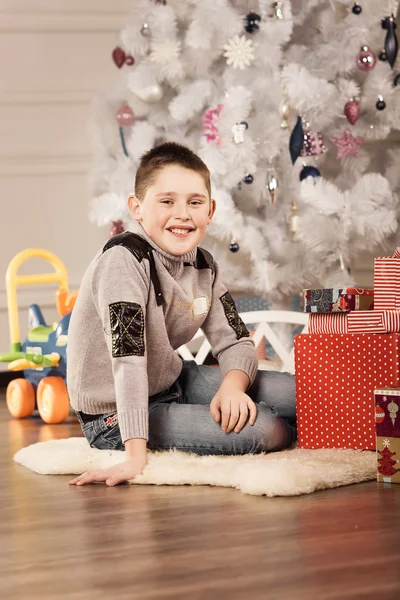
[{"x1": 135, "y1": 142, "x2": 211, "y2": 200}]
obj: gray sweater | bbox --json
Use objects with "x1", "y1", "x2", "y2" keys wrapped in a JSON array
[{"x1": 67, "y1": 229, "x2": 258, "y2": 442}]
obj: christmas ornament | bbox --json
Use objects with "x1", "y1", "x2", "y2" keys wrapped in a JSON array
[
  {"x1": 243, "y1": 174, "x2": 254, "y2": 184},
  {"x1": 141, "y1": 22, "x2": 150, "y2": 37},
  {"x1": 202, "y1": 104, "x2": 223, "y2": 146},
  {"x1": 279, "y1": 98, "x2": 290, "y2": 129},
  {"x1": 356, "y1": 46, "x2": 377, "y2": 71},
  {"x1": 289, "y1": 116, "x2": 304, "y2": 164},
  {"x1": 382, "y1": 15, "x2": 399, "y2": 68},
  {"x1": 379, "y1": 49, "x2": 388, "y2": 61},
  {"x1": 344, "y1": 99, "x2": 360, "y2": 125},
  {"x1": 376, "y1": 95, "x2": 386, "y2": 110},
  {"x1": 330, "y1": 128, "x2": 364, "y2": 159},
  {"x1": 229, "y1": 242, "x2": 239, "y2": 252},
  {"x1": 135, "y1": 84, "x2": 163, "y2": 103},
  {"x1": 244, "y1": 12, "x2": 261, "y2": 34},
  {"x1": 300, "y1": 129, "x2": 326, "y2": 157},
  {"x1": 112, "y1": 47, "x2": 134, "y2": 68},
  {"x1": 110, "y1": 220, "x2": 125, "y2": 237},
  {"x1": 375, "y1": 405, "x2": 385, "y2": 424},
  {"x1": 116, "y1": 104, "x2": 134, "y2": 157},
  {"x1": 112, "y1": 47, "x2": 126, "y2": 68},
  {"x1": 150, "y1": 39, "x2": 181, "y2": 65},
  {"x1": 388, "y1": 399, "x2": 399, "y2": 425},
  {"x1": 394, "y1": 73, "x2": 400, "y2": 86},
  {"x1": 232, "y1": 122, "x2": 247, "y2": 144},
  {"x1": 116, "y1": 104, "x2": 135, "y2": 127},
  {"x1": 299, "y1": 165, "x2": 321, "y2": 181},
  {"x1": 289, "y1": 201, "x2": 298, "y2": 242},
  {"x1": 273, "y1": 2, "x2": 284, "y2": 20},
  {"x1": 223, "y1": 35, "x2": 255, "y2": 70},
  {"x1": 265, "y1": 168, "x2": 278, "y2": 204},
  {"x1": 352, "y1": 2, "x2": 362, "y2": 15}
]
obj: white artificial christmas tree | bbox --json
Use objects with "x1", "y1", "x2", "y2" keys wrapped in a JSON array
[{"x1": 89, "y1": 0, "x2": 400, "y2": 303}]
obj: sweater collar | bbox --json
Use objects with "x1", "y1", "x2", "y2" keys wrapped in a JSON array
[{"x1": 138, "y1": 226, "x2": 197, "y2": 275}]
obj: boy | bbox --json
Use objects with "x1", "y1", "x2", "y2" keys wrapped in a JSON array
[{"x1": 68, "y1": 142, "x2": 296, "y2": 486}]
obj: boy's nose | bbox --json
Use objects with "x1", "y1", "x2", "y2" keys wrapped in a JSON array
[{"x1": 173, "y1": 204, "x2": 190, "y2": 220}]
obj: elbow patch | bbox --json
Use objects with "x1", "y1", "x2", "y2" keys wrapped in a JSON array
[
  {"x1": 109, "y1": 302, "x2": 145, "y2": 357},
  {"x1": 220, "y1": 292, "x2": 250, "y2": 340}
]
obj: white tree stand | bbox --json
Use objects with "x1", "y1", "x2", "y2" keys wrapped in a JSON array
[{"x1": 177, "y1": 311, "x2": 309, "y2": 374}]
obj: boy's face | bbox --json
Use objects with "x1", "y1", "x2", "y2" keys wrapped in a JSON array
[{"x1": 128, "y1": 164, "x2": 216, "y2": 256}]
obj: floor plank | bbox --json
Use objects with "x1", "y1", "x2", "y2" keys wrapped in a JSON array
[{"x1": 1, "y1": 394, "x2": 400, "y2": 600}]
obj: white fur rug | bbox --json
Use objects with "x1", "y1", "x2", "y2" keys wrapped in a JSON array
[{"x1": 13, "y1": 437, "x2": 377, "y2": 497}]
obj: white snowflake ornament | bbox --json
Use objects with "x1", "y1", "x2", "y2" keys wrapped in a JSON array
[
  {"x1": 383, "y1": 438, "x2": 390, "y2": 448},
  {"x1": 223, "y1": 35, "x2": 255, "y2": 70},
  {"x1": 150, "y1": 39, "x2": 181, "y2": 65}
]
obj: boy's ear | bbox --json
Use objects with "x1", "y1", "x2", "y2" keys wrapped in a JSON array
[
  {"x1": 128, "y1": 195, "x2": 142, "y2": 222},
  {"x1": 207, "y1": 198, "x2": 217, "y2": 224}
]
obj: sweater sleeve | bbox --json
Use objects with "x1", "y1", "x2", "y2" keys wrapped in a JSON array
[
  {"x1": 91, "y1": 246, "x2": 150, "y2": 442},
  {"x1": 201, "y1": 260, "x2": 258, "y2": 386}
]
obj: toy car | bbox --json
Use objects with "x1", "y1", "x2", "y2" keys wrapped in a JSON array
[{"x1": 0, "y1": 249, "x2": 77, "y2": 423}]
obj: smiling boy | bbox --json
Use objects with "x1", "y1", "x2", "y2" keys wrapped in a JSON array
[{"x1": 67, "y1": 142, "x2": 296, "y2": 486}]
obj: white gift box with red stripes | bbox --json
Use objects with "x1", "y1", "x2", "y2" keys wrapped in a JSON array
[
  {"x1": 374, "y1": 247, "x2": 400, "y2": 311},
  {"x1": 309, "y1": 310, "x2": 400, "y2": 334}
]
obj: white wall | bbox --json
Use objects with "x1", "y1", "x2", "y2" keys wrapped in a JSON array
[
  {"x1": 0, "y1": 0, "x2": 134, "y2": 367},
  {"x1": 0, "y1": 0, "x2": 377, "y2": 369}
]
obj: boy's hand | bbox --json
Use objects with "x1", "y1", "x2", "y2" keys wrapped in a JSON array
[
  {"x1": 68, "y1": 453, "x2": 147, "y2": 487},
  {"x1": 210, "y1": 386, "x2": 257, "y2": 433}
]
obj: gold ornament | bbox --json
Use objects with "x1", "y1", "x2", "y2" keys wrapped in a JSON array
[
  {"x1": 265, "y1": 168, "x2": 279, "y2": 204},
  {"x1": 279, "y1": 98, "x2": 290, "y2": 129},
  {"x1": 388, "y1": 400, "x2": 399, "y2": 426}
]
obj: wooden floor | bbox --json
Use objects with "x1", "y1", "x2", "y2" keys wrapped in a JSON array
[{"x1": 1, "y1": 395, "x2": 400, "y2": 600}]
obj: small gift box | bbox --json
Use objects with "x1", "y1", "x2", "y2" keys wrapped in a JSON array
[
  {"x1": 374, "y1": 248, "x2": 400, "y2": 311},
  {"x1": 308, "y1": 312, "x2": 348, "y2": 334},
  {"x1": 294, "y1": 333, "x2": 400, "y2": 449},
  {"x1": 309, "y1": 310, "x2": 400, "y2": 334},
  {"x1": 303, "y1": 288, "x2": 374, "y2": 313},
  {"x1": 375, "y1": 387, "x2": 400, "y2": 484}
]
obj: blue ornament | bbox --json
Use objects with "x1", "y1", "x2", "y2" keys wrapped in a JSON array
[
  {"x1": 289, "y1": 116, "x2": 304, "y2": 165},
  {"x1": 299, "y1": 166, "x2": 321, "y2": 181}
]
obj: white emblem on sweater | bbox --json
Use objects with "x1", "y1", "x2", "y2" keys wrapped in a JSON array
[{"x1": 192, "y1": 296, "x2": 209, "y2": 317}]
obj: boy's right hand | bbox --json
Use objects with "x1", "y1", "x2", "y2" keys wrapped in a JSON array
[{"x1": 68, "y1": 453, "x2": 147, "y2": 487}]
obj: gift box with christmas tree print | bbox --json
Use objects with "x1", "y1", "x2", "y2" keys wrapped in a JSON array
[
  {"x1": 294, "y1": 333, "x2": 400, "y2": 450},
  {"x1": 375, "y1": 387, "x2": 400, "y2": 484}
]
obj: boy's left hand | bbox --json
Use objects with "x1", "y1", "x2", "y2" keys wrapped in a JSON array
[{"x1": 210, "y1": 387, "x2": 257, "y2": 433}]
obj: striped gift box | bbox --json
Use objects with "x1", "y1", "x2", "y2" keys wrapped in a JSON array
[
  {"x1": 374, "y1": 248, "x2": 400, "y2": 311},
  {"x1": 348, "y1": 311, "x2": 386, "y2": 333},
  {"x1": 309, "y1": 312, "x2": 348, "y2": 334},
  {"x1": 383, "y1": 310, "x2": 400, "y2": 332},
  {"x1": 309, "y1": 310, "x2": 400, "y2": 334}
]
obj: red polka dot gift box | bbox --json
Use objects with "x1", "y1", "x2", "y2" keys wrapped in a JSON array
[
  {"x1": 375, "y1": 387, "x2": 400, "y2": 484},
  {"x1": 294, "y1": 333, "x2": 400, "y2": 450}
]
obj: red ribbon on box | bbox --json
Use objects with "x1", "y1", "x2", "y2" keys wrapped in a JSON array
[{"x1": 374, "y1": 247, "x2": 400, "y2": 311}]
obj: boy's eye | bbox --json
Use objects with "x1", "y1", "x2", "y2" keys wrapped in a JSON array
[
  {"x1": 189, "y1": 200, "x2": 202, "y2": 205},
  {"x1": 161, "y1": 199, "x2": 173, "y2": 204}
]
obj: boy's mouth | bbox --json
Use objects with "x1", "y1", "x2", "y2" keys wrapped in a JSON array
[{"x1": 167, "y1": 227, "x2": 195, "y2": 237}]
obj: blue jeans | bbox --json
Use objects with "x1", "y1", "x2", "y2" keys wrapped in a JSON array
[{"x1": 76, "y1": 361, "x2": 296, "y2": 455}]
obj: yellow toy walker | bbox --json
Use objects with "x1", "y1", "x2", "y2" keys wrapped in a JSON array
[{"x1": 0, "y1": 249, "x2": 78, "y2": 423}]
